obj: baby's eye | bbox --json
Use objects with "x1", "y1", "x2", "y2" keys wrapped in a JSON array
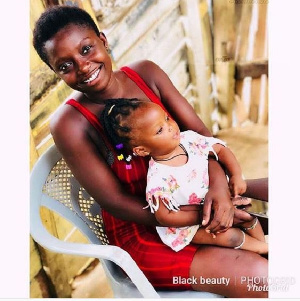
[
  {"x1": 82, "y1": 45, "x2": 92, "y2": 55},
  {"x1": 165, "y1": 115, "x2": 170, "y2": 121},
  {"x1": 156, "y1": 127, "x2": 163, "y2": 135},
  {"x1": 59, "y1": 62, "x2": 72, "y2": 72}
]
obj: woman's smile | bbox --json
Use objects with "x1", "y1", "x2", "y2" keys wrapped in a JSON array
[{"x1": 80, "y1": 63, "x2": 103, "y2": 85}]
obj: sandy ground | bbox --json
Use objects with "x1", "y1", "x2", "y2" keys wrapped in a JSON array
[{"x1": 71, "y1": 260, "x2": 113, "y2": 298}]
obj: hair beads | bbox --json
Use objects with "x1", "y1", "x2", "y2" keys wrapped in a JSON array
[{"x1": 115, "y1": 144, "x2": 132, "y2": 170}]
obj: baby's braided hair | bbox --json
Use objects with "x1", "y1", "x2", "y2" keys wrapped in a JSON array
[{"x1": 100, "y1": 98, "x2": 143, "y2": 168}]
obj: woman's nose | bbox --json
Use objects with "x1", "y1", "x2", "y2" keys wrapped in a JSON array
[{"x1": 77, "y1": 58, "x2": 90, "y2": 74}]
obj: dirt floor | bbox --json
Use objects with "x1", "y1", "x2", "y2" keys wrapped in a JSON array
[{"x1": 71, "y1": 260, "x2": 113, "y2": 298}]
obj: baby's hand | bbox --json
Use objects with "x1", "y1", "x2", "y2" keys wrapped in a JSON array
[{"x1": 229, "y1": 176, "x2": 247, "y2": 197}]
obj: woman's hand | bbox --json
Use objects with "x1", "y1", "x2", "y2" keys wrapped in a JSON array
[
  {"x1": 202, "y1": 185, "x2": 234, "y2": 233},
  {"x1": 231, "y1": 196, "x2": 254, "y2": 225}
]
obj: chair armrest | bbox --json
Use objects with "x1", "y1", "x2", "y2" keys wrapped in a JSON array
[{"x1": 30, "y1": 218, "x2": 159, "y2": 298}]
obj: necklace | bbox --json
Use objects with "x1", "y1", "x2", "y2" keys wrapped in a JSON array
[{"x1": 153, "y1": 144, "x2": 188, "y2": 162}]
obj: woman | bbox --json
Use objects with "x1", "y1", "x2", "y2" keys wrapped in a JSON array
[{"x1": 33, "y1": 5, "x2": 268, "y2": 297}]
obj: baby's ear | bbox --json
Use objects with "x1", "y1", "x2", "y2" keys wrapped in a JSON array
[{"x1": 133, "y1": 146, "x2": 150, "y2": 157}]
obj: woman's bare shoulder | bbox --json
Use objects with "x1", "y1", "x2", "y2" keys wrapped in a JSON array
[
  {"x1": 50, "y1": 95, "x2": 88, "y2": 148},
  {"x1": 126, "y1": 60, "x2": 164, "y2": 93},
  {"x1": 127, "y1": 60, "x2": 162, "y2": 75}
]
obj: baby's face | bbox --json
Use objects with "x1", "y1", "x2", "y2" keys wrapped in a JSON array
[{"x1": 128, "y1": 102, "x2": 180, "y2": 158}]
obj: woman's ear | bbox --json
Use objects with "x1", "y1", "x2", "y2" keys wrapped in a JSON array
[
  {"x1": 99, "y1": 32, "x2": 108, "y2": 48},
  {"x1": 133, "y1": 146, "x2": 150, "y2": 157}
]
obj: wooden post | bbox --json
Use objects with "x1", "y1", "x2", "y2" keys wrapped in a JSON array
[
  {"x1": 180, "y1": 0, "x2": 213, "y2": 131},
  {"x1": 261, "y1": 75, "x2": 268, "y2": 125},
  {"x1": 30, "y1": 130, "x2": 39, "y2": 170},
  {"x1": 250, "y1": 3, "x2": 268, "y2": 123},
  {"x1": 234, "y1": 2, "x2": 253, "y2": 126},
  {"x1": 199, "y1": 0, "x2": 213, "y2": 72},
  {"x1": 213, "y1": 0, "x2": 235, "y2": 129}
]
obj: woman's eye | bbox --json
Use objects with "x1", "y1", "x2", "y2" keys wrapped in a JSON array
[
  {"x1": 156, "y1": 127, "x2": 163, "y2": 135},
  {"x1": 82, "y1": 45, "x2": 92, "y2": 54},
  {"x1": 59, "y1": 62, "x2": 72, "y2": 72}
]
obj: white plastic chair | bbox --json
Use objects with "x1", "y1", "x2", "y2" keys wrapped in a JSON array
[{"x1": 30, "y1": 144, "x2": 223, "y2": 298}]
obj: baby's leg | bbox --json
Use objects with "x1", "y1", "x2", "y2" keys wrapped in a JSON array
[
  {"x1": 192, "y1": 228, "x2": 268, "y2": 254},
  {"x1": 240, "y1": 217, "x2": 265, "y2": 242},
  {"x1": 192, "y1": 227, "x2": 244, "y2": 248}
]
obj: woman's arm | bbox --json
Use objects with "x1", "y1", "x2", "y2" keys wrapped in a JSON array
[
  {"x1": 50, "y1": 106, "x2": 158, "y2": 226},
  {"x1": 243, "y1": 178, "x2": 268, "y2": 201}
]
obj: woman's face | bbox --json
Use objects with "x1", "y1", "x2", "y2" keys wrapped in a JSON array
[
  {"x1": 44, "y1": 24, "x2": 112, "y2": 94},
  {"x1": 128, "y1": 103, "x2": 181, "y2": 158}
]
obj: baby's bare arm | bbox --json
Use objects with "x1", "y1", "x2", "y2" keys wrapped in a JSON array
[
  {"x1": 212, "y1": 144, "x2": 247, "y2": 196},
  {"x1": 154, "y1": 198, "x2": 201, "y2": 227}
]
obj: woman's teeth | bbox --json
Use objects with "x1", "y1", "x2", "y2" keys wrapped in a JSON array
[{"x1": 83, "y1": 68, "x2": 100, "y2": 83}]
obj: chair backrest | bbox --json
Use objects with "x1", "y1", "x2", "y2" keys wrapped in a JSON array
[
  {"x1": 30, "y1": 144, "x2": 138, "y2": 295},
  {"x1": 42, "y1": 151, "x2": 109, "y2": 245}
]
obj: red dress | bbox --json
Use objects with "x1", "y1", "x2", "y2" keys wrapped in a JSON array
[{"x1": 66, "y1": 66, "x2": 198, "y2": 289}]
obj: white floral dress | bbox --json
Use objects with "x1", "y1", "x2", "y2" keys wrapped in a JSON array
[{"x1": 145, "y1": 130, "x2": 226, "y2": 252}]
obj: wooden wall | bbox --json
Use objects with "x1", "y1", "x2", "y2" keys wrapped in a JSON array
[{"x1": 30, "y1": 0, "x2": 268, "y2": 297}]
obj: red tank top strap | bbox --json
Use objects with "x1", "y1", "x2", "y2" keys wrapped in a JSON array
[
  {"x1": 120, "y1": 66, "x2": 169, "y2": 113},
  {"x1": 65, "y1": 99, "x2": 112, "y2": 147}
]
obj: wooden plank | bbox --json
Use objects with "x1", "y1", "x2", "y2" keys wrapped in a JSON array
[
  {"x1": 215, "y1": 61, "x2": 236, "y2": 129},
  {"x1": 213, "y1": 0, "x2": 235, "y2": 61},
  {"x1": 249, "y1": 79, "x2": 260, "y2": 123},
  {"x1": 253, "y1": 3, "x2": 268, "y2": 60},
  {"x1": 260, "y1": 75, "x2": 268, "y2": 125},
  {"x1": 250, "y1": 3, "x2": 268, "y2": 123},
  {"x1": 234, "y1": 93, "x2": 249, "y2": 126},
  {"x1": 30, "y1": 130, "x2": 39, "y2": 170},
  {"x1": 30, "y1": 81, "x2": 72, "y2": 146},
  {"x1": 236, "y1": 59, "x2": 268, "y2": 79},
  {"x1": 169, "y1": 58, "x2": 190, "y2": 96},
  {"x1": 108, "y1": 0, "x2": 179, "y2": 63},
  {"x1": 180, "y1": 0, "x2": 213, "y2": 130},
  {"x1": 94, "y1": 0, "x2": 139, "y2": 29},
  {"x1": 213, "y1": 0, "x2": 235, "y2": 129},
  {"x1": 116, "y1": 7, "x2": 183, "y2": 67},
  {"x1": 199, "y1": 0, "x2": 213, "y2": 71},
  {"x1": 234, "y1": 2, "x2": 253, "y2": 125},
  {"x1": 235, "y1": 2, "x2": 253, "y2": 62}
]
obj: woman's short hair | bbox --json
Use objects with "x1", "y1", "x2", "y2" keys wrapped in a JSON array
[{"x1": 33, "y1": 5, "x2": 100, "y2": 67}]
